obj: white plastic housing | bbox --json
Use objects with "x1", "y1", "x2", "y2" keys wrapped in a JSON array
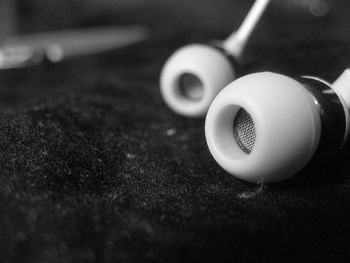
[
  {"x1": 333, "y1": 69, "x2": 350, "y2": 144},
  {"x1": 333, "y1": 69, "x2": 350, "y2": 109},
  {"x1": 160, "y1": 44, "x2": 236, "y2": 117},
  {"x1": 205, "y1": 72, "x2": 322, "y2": 183}
]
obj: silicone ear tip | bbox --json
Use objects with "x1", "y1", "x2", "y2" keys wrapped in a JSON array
[
  {"x1": 160, "y1": 44, "x2": 236, "y2": 117},
  {"x1": 205, "y1": 72, "x2": 321, "y2": 183}
]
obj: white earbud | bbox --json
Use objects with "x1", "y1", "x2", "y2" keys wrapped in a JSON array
[
  {"x1": 160, "y1": 0, "x2": 271, "y2": 117},
  {"x1": 205, "y1": 70, "x2": 350, "y2": 183}
]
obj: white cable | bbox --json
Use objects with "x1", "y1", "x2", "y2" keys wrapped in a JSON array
[{"x1": 223, "y1": 0, "x2": 271, "y2": 58}]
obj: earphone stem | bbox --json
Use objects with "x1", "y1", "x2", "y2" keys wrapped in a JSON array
[
  {"x1": 333, "y1": 68, "x2": 350, "y2": 109},
  {"x1": 223, "y1": 0, "x2": 270, "y2": 58}
]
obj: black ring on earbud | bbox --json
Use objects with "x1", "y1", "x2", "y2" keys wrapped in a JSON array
[
  {"x1": 209, "y1": 41, "x2": 240, "y2": 77},
  {"x1": 298, "y1": 77, "x2": 346, "y2": 156}
]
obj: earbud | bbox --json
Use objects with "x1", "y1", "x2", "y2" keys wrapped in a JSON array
[
  {"x1": 205, "y1": 69, "x2": 350, "y2": 183},
  {"x1": 160, "y1": 0, "x2": 271, "y2": 117}
]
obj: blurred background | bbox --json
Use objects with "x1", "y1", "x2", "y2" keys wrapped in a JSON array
[
  {"x1": 0, "y1": 0, "x2": 349, "y2": 67},
  {"x1": 1, "y1": 0, "x2": 349, "y2": 39},
  {"x1": 0, "y1": 0, "x2": 349, "y2": 111},
  {"x1": 0, "y1": 0, "x2": 349, "y2": 112}
]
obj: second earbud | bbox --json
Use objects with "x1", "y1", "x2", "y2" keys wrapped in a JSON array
[
  {"x1": 205, "y1": 70, "x2": 350, "y2": 183},
  {"x1": 160, "y1": 0, "x2": 271, "y2": 117}
]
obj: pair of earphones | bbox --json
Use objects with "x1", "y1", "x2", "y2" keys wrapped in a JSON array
[{"x1": 159, "y1": 0, "x2": 350, "y2": 183}]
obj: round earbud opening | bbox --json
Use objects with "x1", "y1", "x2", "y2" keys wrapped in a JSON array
[
  {"x1": 211, "y1": 104, "x2": 255, "y2": 161},
  {"x1": 177, "y1": 73, "x2": 205, "y2": 102},
  {"x1": 233, "y1": 108, "x2": 256, "y2": 154}
]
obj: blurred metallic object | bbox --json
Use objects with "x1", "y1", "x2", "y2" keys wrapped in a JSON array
[
  {"x1": 0, "y1": 26, "x2": 149, "y2": 69},
  {"x1": 0, "y1": 45, "x2": 45, "y2": 69}
]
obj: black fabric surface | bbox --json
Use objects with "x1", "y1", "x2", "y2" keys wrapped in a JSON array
[{"x1": 1, "y1": 1, "x2": 350, "y2": 262}]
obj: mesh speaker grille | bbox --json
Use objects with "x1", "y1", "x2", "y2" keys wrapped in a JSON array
[{"x1": 233, "y1": 108, "x2": 256, "y2": 154}]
